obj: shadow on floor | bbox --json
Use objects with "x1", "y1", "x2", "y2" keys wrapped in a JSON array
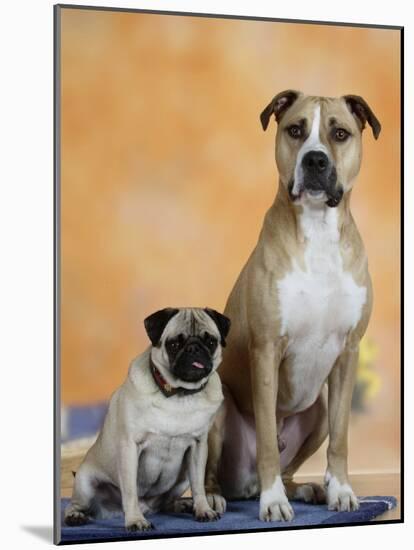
[{"x1": 21, "y1": 525, "x2": 53, "y2": 543}]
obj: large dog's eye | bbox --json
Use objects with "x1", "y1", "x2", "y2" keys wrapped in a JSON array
[
  {"x1": 333, "y1": 128, "x2": 350, "y2": 142},
  {"x1": 203, "y1": 333, "x2": 217, "y2": 351},
  {"x1": 287, "y1": 125, "x2": 303, "y2": 139}
]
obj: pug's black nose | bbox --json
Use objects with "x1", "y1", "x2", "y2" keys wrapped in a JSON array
[
  {"x1": 302, "y1": 151, "x2": 329, "y2": 173},
  {"x1": 186, "y1": 342, "x2": 202, "y2": 355}
]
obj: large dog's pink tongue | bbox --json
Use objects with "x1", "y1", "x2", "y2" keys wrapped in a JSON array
[{"x1": 192, "y1": 361, "x2": 205, "y2": 369}]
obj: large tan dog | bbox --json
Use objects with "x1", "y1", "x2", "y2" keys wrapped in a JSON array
[{"x1": 205, "y1": 90, "x2": 381, "y2": 522}]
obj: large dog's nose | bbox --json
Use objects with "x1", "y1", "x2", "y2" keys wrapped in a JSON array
[{"x1": 302, "y1": 151, "x2": 329, "y2": 174}]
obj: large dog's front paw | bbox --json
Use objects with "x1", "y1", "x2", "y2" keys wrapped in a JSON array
[
  {"x1": 206, "y1": 493, "x2": 227, "y2": 514},
  {"x1": 125, "y1": 517, "x2": 154, "y2": 532},
  {"x1": 325, "y1": 473, "x2": 359, "y2": 512},
  {"x1": 260, "y1": 476, "x2": 294, "y2": 522}
]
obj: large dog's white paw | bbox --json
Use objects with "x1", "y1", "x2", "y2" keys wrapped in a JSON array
[
  {"x1": 325, "y1": 472, "x2": 359, "y2": 512},
  {"x1": 260, "y1": 476, "x2": 294, "y2": 522}
]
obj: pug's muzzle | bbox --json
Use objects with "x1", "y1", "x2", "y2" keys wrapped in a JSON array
[
  {"x1": 289, "y1": 150, "x2": 344, "y2": 208},
  {"x1": 171, "y1": 337, "x2": 213, "y2": 382}
]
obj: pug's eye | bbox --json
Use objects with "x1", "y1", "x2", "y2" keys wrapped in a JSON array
[
  {"x1": 203, "y1": 334, "x2": 217, "y2": 351},
  {"x1": 333, "y1": 128, "x2": 350, "y2": 142},
  {"x1": 287, "y1": 125, "x2": 303, "y2": 139},
  {"x1": 166, "y1": 338, "x2": 183, "y2": 353}
]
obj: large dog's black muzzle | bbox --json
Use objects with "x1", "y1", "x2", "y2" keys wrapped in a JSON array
[
  {"x1": 301, "y1": 150, "x2": 343, "y2": 207},
  {"x1": 302, "y1": 150, "x2": 331, "y2": 191}
]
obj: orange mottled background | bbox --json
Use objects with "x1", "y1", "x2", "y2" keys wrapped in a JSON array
[{"x1": 59, "y1": 8, "x2": 400, "y2": 474}]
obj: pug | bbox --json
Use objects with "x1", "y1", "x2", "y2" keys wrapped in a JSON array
[{"x1": 64, "y1": 307, "x2": 230, "y2": 532}]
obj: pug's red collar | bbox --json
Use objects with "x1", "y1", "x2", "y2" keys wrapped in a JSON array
[{"x1": 149, "y1": 359, "x2": 207, "y2": 397}]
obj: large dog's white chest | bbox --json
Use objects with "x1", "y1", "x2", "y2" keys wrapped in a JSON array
[{"x1": 277, "y1": 206, "x2": 366, "y2": 412}]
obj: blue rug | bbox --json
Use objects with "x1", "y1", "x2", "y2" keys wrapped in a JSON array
[{"x1": 60, "y1": 496, "x2": 396, "y2": 543}]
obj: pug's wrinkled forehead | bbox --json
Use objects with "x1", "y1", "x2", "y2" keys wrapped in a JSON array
[
  {"x1": 144, "y1": 307, "x2": 231, "y2": 348},
  {"x1": 163, "y1": 309, "x2": 219, "y2": 340}
]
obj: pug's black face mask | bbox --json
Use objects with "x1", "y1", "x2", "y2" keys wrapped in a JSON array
[{"x1": 166, "y1": 333, "x2": 217, "y2": 383}]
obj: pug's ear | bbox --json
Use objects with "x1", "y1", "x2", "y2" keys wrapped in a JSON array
[
  {"x1": 204, "y1": 308, "x2": 231, "y2": 347},
  {"x1": 342, "y1": 95, "x2": 381, "y2": 139},
  {"x1": 144, "y1": 308, "x2": 179, "y2": 346},
  {"x1": 260, "y1": 90, "x2": 302, "y2": 131}
]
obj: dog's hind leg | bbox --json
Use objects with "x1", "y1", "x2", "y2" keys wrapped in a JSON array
[
  {"x1": 161, "y1": 450, "x2": 197, "y2": 515},
  {"x1": 64, "y1": 463, "x2": 100, "y2": 526},
  {"x1": 281, "y1": 389, "x2": 329, "y2": 504}
]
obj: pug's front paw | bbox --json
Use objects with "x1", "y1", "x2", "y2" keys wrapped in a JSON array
[
  {"x1": 193, "y1": 495, "x2": 221, "y2": 521},
  {"x1": 206, "y1": 493, "x2": 227, "y2": 514},
  {"x1": 125, "y1": 517, "x2": 154, "y2": 531},
  {"x1": 194, "y1": 507, "x2": 221, "y2": 522}
]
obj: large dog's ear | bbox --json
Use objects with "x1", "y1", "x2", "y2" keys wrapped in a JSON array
[
  {"x1": 342, "y1": 95, "x2": 381, "y2": 139},
  {"x1": 204, "y1": 308, "x2": 231, "y2": 347},
  {"x1": 144, "y1": 308, "x2": 179, "y2": 346},
  {"x1": 260, "y1": 90, "x2": 302, "y2": 131}
]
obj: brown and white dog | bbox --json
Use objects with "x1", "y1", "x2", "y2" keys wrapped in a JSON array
[{"x1": 205, "y1": 90, "x2": 381, "y2": 522}]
